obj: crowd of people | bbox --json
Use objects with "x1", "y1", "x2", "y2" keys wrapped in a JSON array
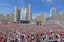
[
  {"x1": 0, "y1": 23, "x2": 64, "y2": 42},
  {"x1": 0, "y1": 31, "x2": 64, "y2": 42}
]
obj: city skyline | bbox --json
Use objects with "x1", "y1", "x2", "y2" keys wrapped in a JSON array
[{"x1": 0, "y1": 0, "x2": 64, "y2": 18}]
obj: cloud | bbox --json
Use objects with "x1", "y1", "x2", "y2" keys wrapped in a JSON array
[
  {"x1": 42, "y1": 0, "x2": 45, "y2": 2},
  {"x1": 0, "y1": 3, "x2": 14, "y2": 7},
  {"x1": 42, "y1": 0, "x2": 52, "y2": 3},
  {"x1": 46, "y1": 0, "x2": 52, "y2": 3}
]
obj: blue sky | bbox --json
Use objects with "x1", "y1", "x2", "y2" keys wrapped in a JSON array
[{"x1": 0, "y1": 0, "x2": 64, "y2": 18}]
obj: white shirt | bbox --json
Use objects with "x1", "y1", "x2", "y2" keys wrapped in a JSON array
[{"x1": 57, "y1": 39, "x2": 61, "y2": 42}]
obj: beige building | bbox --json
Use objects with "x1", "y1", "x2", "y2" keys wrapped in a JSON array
[
  {"x1": 59, "y1": 11, "x2": 64, "y2": 21},
  {"x1": 5, "y1": 13, "x2": 14, "y2": 22},
  {"x1": 25, "y1": 4, "x2": 32, "y2": 21},
  {"x1": 0, "y1": 14, "x2": 5, "y2": 22},
  {"x1": 49, "y1": 8, "x2": 58, "y2": 23},
  {"x1": 48, "y1": 11, "x2": 64, "y2": 25},
  {"x1": 0, "y1": 13, "x2": 14, "y2": 22},
  {"x1": 51, "y1": 14, "x2": 59, "y2": 22},
  {"x1": 57, "y1": 11, "x2": 64, "y2": 26},
  {"x1": 35, "y1": 13, "x2": 46, "y2": 24},
  {"x1": 14, "y1": 6, "x2": 20, "y2": 22}
]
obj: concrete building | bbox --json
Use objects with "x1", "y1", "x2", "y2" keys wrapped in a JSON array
[
  {"x1": 50, "y1": 8, "x2": 58, "y2": 22},
  {"x1": 50, "y1": 8, "x2": 57, "y2": 17},
  {"x1": 57, "y1": 11, "x2": 64, "y2": 26},
  {"x1": 17, "y1": 10, "x2": 20, "y2": 21},
  {"x1": 19, "y1": 4, "x2": 32, "y2": 24},
  {"x1": 35, "y1": 13, "x2": 46, "y2": 25},
  {"x1": 20, "y1": 8, "x2": 27, "y2": 20},
  {"x1": 25, "y1": 4, "x2": 32, "y2": 21},
  {"x1": 46, "y1": 11, "x2": 64, "y2": 24},
  {"x1": 46, "y1": 14, "x2": 60, "y2": 24},
  {"x1": 0, "y1": 13, "x2": 14, "y2": 23},
  {"x1": 14, "y1": 6, "x2": 20, "y2": 22},
  {"x1": 5, "y1": 13, "x2": 14, "y2": 22},
  {"x1": 0, "y1": 14, "x2": 5, "y2": 22}
]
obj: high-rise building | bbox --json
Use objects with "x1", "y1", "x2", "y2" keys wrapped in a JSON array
[
  {"x1": 14, "y1": 6, "x2": 20, "y2": 22},
  {"x1": 25, "y1": 4, "x2": 32, "y2": 21},
  {"x1": 50, "y1": 8, "x2": 57, "y2": 17},
  {"x1": 20, "y1": 8, "x2": 27, "y2": 20},
  {"x1": 17, "y1": 10, "x2": 20, "y2": 21}
]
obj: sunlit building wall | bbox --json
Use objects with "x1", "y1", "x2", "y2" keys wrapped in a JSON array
[
  {"x1": 50, "y1": 8, "x2": 57, "y2": 17},
  {"x1": 14, "y1": 6, "x2": 20, "y2": 22},
  {"x1": 20, "y1": 8, "x2": 27, "y2": 20},
  {"x1": 25, "y1": 4, "x2": 32, "y2": 21}
]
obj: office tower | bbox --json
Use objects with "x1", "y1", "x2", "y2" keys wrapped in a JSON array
[
  {"x1": 5, "y1": 13, "x2": 14, "y2": 22},
  {"x1": 50, "y1": 8, "x2": 57, "y2": 17},
  {"x1": 25, "y1": 4, "x2": 32, "y2": 21},
  {"x1": 20, "y1": 8, "x2": 27, "y2": 20},
  {"x1": 14, "y1": 6, "x2": 20, "y2": 22},
  {"x1": 17, "y1": 10, "x2": 20, "y2": 21},
  {"x1": 50, "y1": 8, "x2": 59, "y2": 23}
]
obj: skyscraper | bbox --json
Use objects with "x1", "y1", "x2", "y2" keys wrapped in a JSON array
[
  {"x1": 25, "y1": 4, "x2": 32, "y2": 21},
  {"x1": 20, "y1": 8, "x2": 27, "y2": 20},
  {"x1": 50, "y1": 8, "x2": 57, "y2": 17},
  {"x1": 17, "y1": 10, "x2": 20, "y2": 21},
  {"x1": 14, "y1": 6, "x2": 20, "y2": 22}
]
